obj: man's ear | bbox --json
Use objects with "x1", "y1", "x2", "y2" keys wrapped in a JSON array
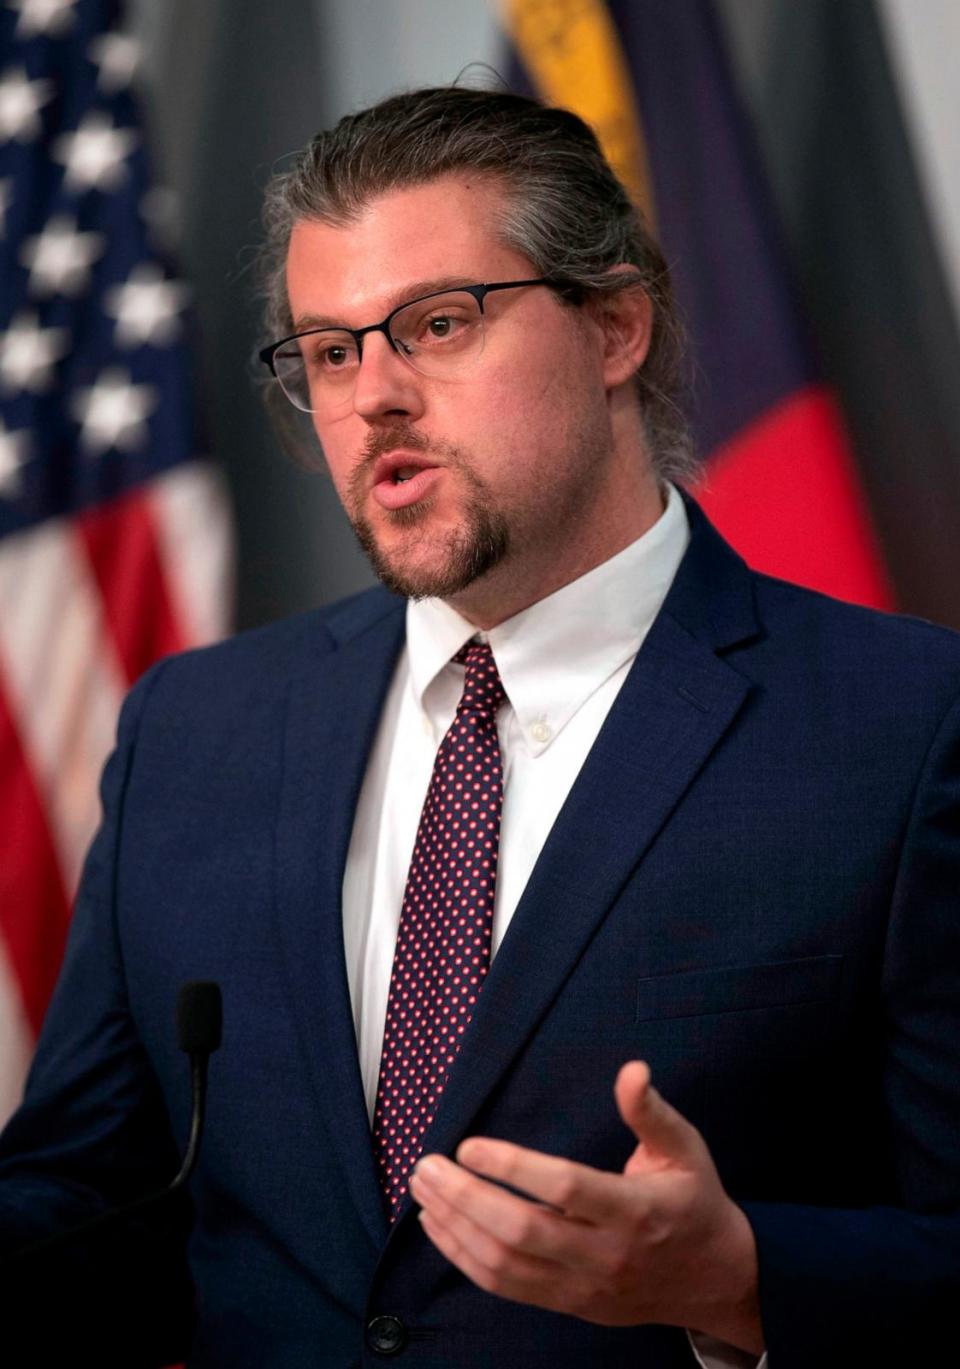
[{"x1": 596, "y1": 270, "x2": 654, "y2": 390}]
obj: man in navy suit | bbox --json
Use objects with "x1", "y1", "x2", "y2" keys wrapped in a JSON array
[{"x1": 2, "y1": 87, "x2": 959, "y2": 1367}]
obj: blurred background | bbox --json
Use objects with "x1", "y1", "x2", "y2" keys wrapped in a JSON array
[{"x1": 2, "y1": 0, "x2": 960, "y2": 1120}]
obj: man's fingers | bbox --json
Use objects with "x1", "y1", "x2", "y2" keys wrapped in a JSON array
[
  {"x1": 614, "y1": 1060, "x2": 704, "y2": 1167},
  {"x1": 416, "y1": 1187, "x2": 555, "y2": 1280},
  {"x1": 448, "y1": 1137, "x2": 630, "y2": 1225},
  {"x1": 418, "y1": 1208, "x2": 570, "y2": 1313},
  {"x1": 412, "y1": 1151, "x2": 610, "y2": 1260}
]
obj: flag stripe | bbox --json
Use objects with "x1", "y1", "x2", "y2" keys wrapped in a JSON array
[
  {"x1": 696, "y1": 385, "x2": 894, "y2": 606},
  {"x1": 0, "y1": 672, "x2": 71, "y2": 1036},
  {"x1": 147, "y1": 463, "x2": 234, "y2": 650},
  {"x1": 77, "y1": 489, "x2": 187, "y2": 685},
  {"x1": 504, "y1": 0, "x2": 656, "y2": 224},
  {"x1": 0, "y1": 519, "x2": 126, "y2": 899}
]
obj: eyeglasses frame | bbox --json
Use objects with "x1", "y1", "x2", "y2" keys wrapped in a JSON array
[{"x1": 259, "y1": 277, "x2": 567, "y2": 405}]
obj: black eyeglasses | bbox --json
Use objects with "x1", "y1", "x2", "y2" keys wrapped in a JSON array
[{"x1": 259, "y1": 278, "x2": 564, "y2": 415}]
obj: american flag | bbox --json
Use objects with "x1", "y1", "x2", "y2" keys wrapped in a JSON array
[{"x1": 0, "y1": 0, "x2": 231, "y2": 1127}]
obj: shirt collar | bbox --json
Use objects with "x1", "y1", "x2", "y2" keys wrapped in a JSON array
[{"x1": 405, "y1": 482, "x2": 690, "y2": 755}]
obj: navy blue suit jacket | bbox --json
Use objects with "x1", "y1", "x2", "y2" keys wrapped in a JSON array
[{"x1": 2, "y1": 502, "x2": 960, "y2": 1367}]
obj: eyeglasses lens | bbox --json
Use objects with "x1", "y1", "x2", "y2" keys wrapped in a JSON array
[{"x1": 274, "y1": 290, "x2": 486, "y2": 414}]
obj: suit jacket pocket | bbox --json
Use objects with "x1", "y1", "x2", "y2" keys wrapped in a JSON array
[{"x1": 635, "y1": 954, "x2": 843, "y2": 1023}]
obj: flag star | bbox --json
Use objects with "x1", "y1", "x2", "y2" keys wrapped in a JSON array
[
  {"x1": 104, "y1": 263, "x2": 189, "y2": 347},
  {"x1": 0, "y1": 179, "x2": 12, "y2": 238},
  {"x1": 71, "y1": 367, "x2": 158, "y2": 454},
  {"x1": 53, "y1": 111, "x2": 139, "y2": 193},
  {"x1": 88, "y1": 30, "x2": 140, "y2": 94},
  {"x1": 0, "y1": 311, "x2": 70, "y2": 393},
  {"x1": 0, "y1": 67, "x2": 54, "y2": 143},
  {"x1": 20, "y1": 214, "x2": 105, "y2": 295},
  {"x1": 7, "y1": 0, "x2": 78, "y2": 39},
  {"x1": 0, "y1": 417, "x2": 29, "y2": 498}
]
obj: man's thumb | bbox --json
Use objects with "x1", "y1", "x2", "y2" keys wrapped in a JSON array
[{"x1": 615, "y1": 1060, "x2": 702, "y2": 1164}]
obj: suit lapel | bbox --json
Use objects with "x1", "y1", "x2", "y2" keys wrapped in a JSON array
[
  {"x1": 273, "y1": 591, "x2": 404, "y2": 1250},
  {"x1": 398, "y1": 505, "x2": 761, "y2": 1212}
]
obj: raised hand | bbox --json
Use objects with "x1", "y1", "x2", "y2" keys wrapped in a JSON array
[{"x1": 408, "y1": 1060, "x2": 764, "y2": 1355}]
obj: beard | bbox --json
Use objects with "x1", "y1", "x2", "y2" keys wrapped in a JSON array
[{"x1": 344, "y1": 426, "x2": 510, "y2": 600}]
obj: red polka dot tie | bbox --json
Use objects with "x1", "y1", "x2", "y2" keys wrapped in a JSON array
[{"x1": 372, "y1": 641, "x2": 506, "y2": 1219}]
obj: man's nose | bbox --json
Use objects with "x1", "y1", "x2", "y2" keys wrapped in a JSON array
[{"x1": 352, "y1": 331, "x2": 425, "y2": 421}]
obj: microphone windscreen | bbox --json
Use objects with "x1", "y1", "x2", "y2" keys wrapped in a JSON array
[{"x1": 177, "y1": 981, "x2": 223, "y2": 1055}]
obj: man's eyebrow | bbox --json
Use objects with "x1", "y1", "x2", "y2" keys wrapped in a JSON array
[{"x1": 289, "y1": 276, "x2": 478, "y2": 334}]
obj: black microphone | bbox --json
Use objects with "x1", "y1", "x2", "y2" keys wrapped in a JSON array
[
  {"x1": 172, "y1": 981, "x2": 222, "y2": 1191},
  {"x1": 3, "y1": 980, "x2": 222, "y2": 1269}
]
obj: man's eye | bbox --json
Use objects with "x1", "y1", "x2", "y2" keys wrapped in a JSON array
[
  {"x1": 309, "y1": 339, "x2": 356, "y2": 372},
  {"x1": 417, "y1": 312, "x2": 469, "y2": 344}
]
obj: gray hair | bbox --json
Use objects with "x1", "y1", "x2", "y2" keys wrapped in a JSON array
[{"x1": 260, "y1": 86, "x2": 696, "y2": 483}]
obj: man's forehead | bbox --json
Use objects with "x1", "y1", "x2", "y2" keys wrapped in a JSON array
[{"x1": 284, "y1": 174, "x2": 528, "y2": 322}]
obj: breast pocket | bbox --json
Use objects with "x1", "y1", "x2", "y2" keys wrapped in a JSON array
[{"x1": 635, "y1": 953, "x2": 843, "y2": 1022}]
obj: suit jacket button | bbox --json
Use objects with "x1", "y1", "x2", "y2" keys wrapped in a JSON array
[{"x1": 366, "y1": 1314, "x2": 407, "y2": 1355}]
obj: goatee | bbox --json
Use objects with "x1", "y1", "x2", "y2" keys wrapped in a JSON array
[
  {"x1": 351, "y1": 491, "x2": 509, "y2": 599},
  {"x1": 345, "y1": 428, "x2": 509, "y2": 599}
]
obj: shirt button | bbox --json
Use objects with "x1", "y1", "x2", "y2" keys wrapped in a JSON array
[
  {"x1": 530, "y1": 720, "x2": 552, "y2": 744},
  {"x1": 366, "y1": 1314, "x2": 407, "y2": 1355}
]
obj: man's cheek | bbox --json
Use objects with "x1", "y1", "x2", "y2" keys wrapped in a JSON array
[{"x1": 316, "y1": 439, "x2": 355, "y2": 498}]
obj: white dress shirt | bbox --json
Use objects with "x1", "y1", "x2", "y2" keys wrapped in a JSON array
[{"x1": 341, "y1": 483, "x2": 763, "y2": 1369}]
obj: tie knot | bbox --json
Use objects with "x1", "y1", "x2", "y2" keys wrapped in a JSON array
[{"x1": 454, "y1": 641, "x2": 505, "y2": 717}]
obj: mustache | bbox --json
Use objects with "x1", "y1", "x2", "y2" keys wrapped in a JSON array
[
  {"x1": 361, "y1": 423, "x2": 432, "y2": 468},
  {"x1": 350, "y1": 425, "x2": 468, "y2": 491}
]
